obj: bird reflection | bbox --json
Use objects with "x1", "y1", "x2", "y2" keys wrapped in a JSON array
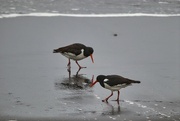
[
  {"x1": 67, "y1": 65, "x2": 84, "y2": 78},
  {"x1": 55, "y1": 68, "x2": 93, "y2": 90},
  {"x1": 102, "y1": 102, "x2": 121, "y2": 116}
]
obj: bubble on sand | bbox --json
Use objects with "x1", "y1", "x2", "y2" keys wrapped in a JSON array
[
  {"x1": 72, "y1": 8, "x2": 80, "y2": 11},
  {"x1": 109, "y1": 116, "x2": 116, "y2": 120},
  {"x1": 10, "y1": 7, "x2": 16, "y2": 10},
  {"x1": 125, "y1": 100, "x2": 134, "y2": 105},
  {"x1": 60, "y1": 102, "x2": 67, "y2": 105},
  {"x1": 77, "y1": 108, "x2": 82, "y2": 111},
  {"x1": 141, "y1": 105, "x2": 147, "y2": 108},
  {"x1": 154, "y1": 104, "x2": 158, "y2": 106},
  {"x1": 129, "y1": 102, "x2": 134, "y2": 105},
  {"x1": 94, "y1": 94, "x2": 101, "y2": 99},
  {"x1": 52, "y1": 11, "x2": 58, "y2": 13}
]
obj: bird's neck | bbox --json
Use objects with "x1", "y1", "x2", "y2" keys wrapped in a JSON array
[
  {"x1": 99, "y1": 81, "x2": 105, "y2": 88},
  {"x1": 84, "y1": 48, "x2": 91, "y2": 57}
]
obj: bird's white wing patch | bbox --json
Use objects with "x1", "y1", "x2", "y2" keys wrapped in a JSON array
[
  {"x1": 104, "y1": 78, "x2": 109, "y2": 82},
  {"x1": 81, "y1": 49, "x2": 84, "y2": 53}
]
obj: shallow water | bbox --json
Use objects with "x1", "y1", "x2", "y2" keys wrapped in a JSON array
[
  {"x1": 0, "y1": 0, "x2": 180, "y2": 15},
  {"x1": 0, "y1": 16, "x2": 180, "y2": 121}
]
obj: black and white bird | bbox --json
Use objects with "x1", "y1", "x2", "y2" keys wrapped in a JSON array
[
  {"x1": 53, "y1": 43, "x2": 94, "y2": 69},
  {"x1": 90, "y1": 75, "x2": 140, "y2": 102}
]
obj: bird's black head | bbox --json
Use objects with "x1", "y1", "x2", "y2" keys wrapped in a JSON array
[
  {"x1": 84, "y1": 47, "x2": 94, "y2": 57},
  {"x1": 84, "y1": 47, "x2": 94, "y2": 63},
  {"x1": 53, "y1": 49, "x2": 58, "y2": 53},
  {"x1": 90, "y1": 75, "x2": 106, "y2": 87},
  {"x1": 96, "y1": 75, "x2": 106, "y2": 82}
]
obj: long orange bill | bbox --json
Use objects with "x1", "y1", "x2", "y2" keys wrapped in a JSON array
[
  {"x1": 90, "y1": 54, "x2": 94, "y2": 63},
  {"x1": 90, "y1": 80, "x2": 98, "y2": 87},
  {"x1": 91, "y1": 75, "x2": 94, "y2": 82}
]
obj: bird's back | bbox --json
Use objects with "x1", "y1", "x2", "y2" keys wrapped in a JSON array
[
  {"x1": 53, "y1": 43, "x2": 86, "y2": 55},
  {"x1": 105, "y1": 75, "x2": 140, "y2": 87}
]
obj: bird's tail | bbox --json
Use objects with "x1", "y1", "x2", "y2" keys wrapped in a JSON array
[
  {"x1": 53, "y1": 49, "x2": 60, "y2": 53},
  {"x1": 134, "y1": 80, "x2": 141, "y2": 83},
  {"x1": 129, "y1": 79, "x2": 141, "y2": 84}
]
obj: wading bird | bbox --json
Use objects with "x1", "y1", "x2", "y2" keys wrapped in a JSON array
[
  {"x1": 90, "y1": 75, "x2": 140, "y2": 102},
  {"x1": 53, "y1": 43, "x2": 94, "y2": 69}
]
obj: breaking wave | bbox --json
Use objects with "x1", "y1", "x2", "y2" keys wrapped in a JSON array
[{"x1": 1, "y1": 12, "x2": 180, "y2": 18}]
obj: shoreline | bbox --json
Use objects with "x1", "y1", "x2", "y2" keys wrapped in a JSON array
[{"x1": 1, "y1": 12, "x2": 180, "y2": 19}]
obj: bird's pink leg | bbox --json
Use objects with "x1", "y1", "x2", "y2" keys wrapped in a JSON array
[
  {"x1": 116, "y1": 91, "x2": 120, "y2": 101},
  {"x1": 75, "y1": 67, "x2": 81, "y2": 77},
  {"x1": 117, "y1": 91, "x2": 120, "y2": 101},
  {"x1": 75, "y1": 61, "x2": 86, "y2": 69},
  {"x1": 102, "y1": 91, "x2": 113, "y2": 102},
  {"x1": 67, "y1": 59, "x2": 71, "y2": 73},
  {"x1": 67, "y1": 59, "x2": 71, "y2": 67},
  {"x1": 112, "y1": 91, "x2": 120, "y2": 102}
]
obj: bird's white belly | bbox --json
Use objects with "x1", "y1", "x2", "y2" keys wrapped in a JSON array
[
  {"x1": 62, "y1": 52, "x2": 86, "y2": 61},
  {"x1": 104, "y1": 83, "x2": 131, "y2": 91}
]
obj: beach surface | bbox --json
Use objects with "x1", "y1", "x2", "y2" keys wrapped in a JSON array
[{"x1": 0, "y1": 16, "x2": 180, "y2": 121}]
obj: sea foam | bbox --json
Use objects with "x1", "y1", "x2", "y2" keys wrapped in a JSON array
[{"x1": 0, "y1": 13, "x2": 180, "y2": 18}]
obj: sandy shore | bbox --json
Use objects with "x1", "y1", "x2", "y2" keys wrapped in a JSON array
[{"x1": 0, "y1": 16, "x2": 180, "y2": 121}]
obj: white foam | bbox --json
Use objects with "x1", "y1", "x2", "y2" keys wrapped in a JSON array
[
  {"x1": 125, "y1": 100, "x2": 171, "y2": 118},
  {"x1": 0, "y1": 13, "x2": 180, "y2": 18}
]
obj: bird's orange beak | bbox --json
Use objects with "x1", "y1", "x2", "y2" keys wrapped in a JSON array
[
  {"x1": 90, "y1": 54, "x2": 94, "y2": 63},
  {"x1": 90, "y1": 80, "x2": 98, "y2": 87}
]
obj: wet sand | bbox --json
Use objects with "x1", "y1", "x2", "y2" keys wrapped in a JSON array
[{"x1": 0, "y1": 16, "x2": 180, "y2": 121}]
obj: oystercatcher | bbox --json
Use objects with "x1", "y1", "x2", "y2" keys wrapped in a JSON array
[
  {"x1": 90, "y1": 75, "x2": 140, "y2": 102},
  {"x1": 53, "y1": 43, "x2": 94, "y2": 69}
]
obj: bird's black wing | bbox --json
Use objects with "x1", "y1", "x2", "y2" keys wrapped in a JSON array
[
  {"x1": 54, "y1": 43, "x2": 85, "y2": 55},
  {"x1": 105, "y1": 75, "x2": 132, "y2": 86}
]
